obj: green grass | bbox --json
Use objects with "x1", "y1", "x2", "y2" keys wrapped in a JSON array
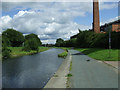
[
  {"x1": 69, "y1": 61, "x2": 72, "y2": 71},
  {"x1": 75, "y1": 48, "x2": 119, "y2": 61},
  {"x1": 8, "y1": 47, "x2": 49, "y2": 58},
  {"x1": 66, "y1": 73, "x2": 72, "y2": 77},
  {"x1": 58, "y1": 51, "x2": 68, "y2": 58},
  {"x1": 54, "y1": 47, "x2": 70, "y2": 58}
]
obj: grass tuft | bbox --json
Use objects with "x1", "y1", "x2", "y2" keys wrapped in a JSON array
[
  {"x1": 58, "y1": 51, "x2": 68, "y2": 58},
  {"x1": 66, "y1": 73, "x2": 72, "y2": 77}
]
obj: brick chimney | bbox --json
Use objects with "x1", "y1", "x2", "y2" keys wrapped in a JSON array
[{"x1": 93, "y1": 0, "x2": 100, "y2": 33}]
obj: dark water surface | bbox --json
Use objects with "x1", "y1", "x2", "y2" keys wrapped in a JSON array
[{"x1": 2, "y1": 48, "x2": 64, "y2": 88}]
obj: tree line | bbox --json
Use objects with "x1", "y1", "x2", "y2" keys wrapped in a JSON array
[
  {"x1": 2, "y1": 28, "x2": 42, "y2": 59},
  {"x1": 55, "y1": 30, "x2": 120, "y2": 49}
]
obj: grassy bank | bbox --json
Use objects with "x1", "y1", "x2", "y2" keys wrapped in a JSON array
[
  {"x1": 8, "y1": 47, "x2": 50, "y2": 58},
  {"x1": 75, "y1": 48, "x2": 119, "y2": 61},
  {"x1": 54, "y1": 47, "x2": 70, "y2": 51}
]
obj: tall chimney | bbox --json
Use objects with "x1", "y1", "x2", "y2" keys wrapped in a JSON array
[{"x1": 93, "y1": 0, "x2": 100, "y2": 33}]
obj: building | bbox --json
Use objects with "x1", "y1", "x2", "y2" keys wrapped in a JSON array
[{"x1": 100, "y1": 19, "x2": 120, "y2": 32}]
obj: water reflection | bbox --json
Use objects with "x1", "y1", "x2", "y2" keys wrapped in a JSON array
[{"x1": 2, "y1": 48, "x2": 64, "y2": 88}]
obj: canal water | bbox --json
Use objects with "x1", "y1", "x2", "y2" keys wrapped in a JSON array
[{"x1": 2, "y1": 48, "x2": 64, "y2": 88}]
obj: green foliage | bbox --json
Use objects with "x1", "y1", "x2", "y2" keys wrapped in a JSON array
[
  {"x1": 25, "y1": 33, "x2": 42, "y2": 46},
  {"x1": 111, "y1": 32, "x2": 120, "y2": 49},
  {"x1": 65, "y1": 39, "x2": 77, "y2": 47},
  {"x1": 23, "y1": 34, "x2": 42, "y2": 51},
  {"x1": 65, "y1": 30, "x2": 119, "y2": 49},
  {"x1": 66, "y1": 73, "x2": 72, "y2": 77},
  {"x1": 2, "y1": 46, "x2": 11, "y2": 60},
  {"x1": 2, "y1": 28, "x2": 24, "y2": 47},
  {"x1": 58, "y1": 50, "x2": 68, "y2": 58},
  {"x1": 23, "y1": 38, "x2": 39, "y2": 52},
  {"x1": 55, "y1": 38, "x2": 65, "y2": 47}
]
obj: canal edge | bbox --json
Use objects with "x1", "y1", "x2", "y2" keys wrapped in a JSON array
[{"x1": 43, "y1": 51, "x2": 72, "y2": 88}]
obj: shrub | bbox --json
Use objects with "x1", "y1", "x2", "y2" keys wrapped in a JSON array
[
  {"x1": 23, "y1": 38, "x2": 39, "y2": 52},
  {"x1": 2, "y1": 46, "x2": 11, "y2": 59}
]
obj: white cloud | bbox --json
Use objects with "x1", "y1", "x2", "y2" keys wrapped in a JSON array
[
  {"x1": 100, "y1": 16, "x2": 119, "y2": 25},
  {"x1": 0, "y1": 2, "x2": 118, "y2": 44},
  {"x1": 100, "y1": 2, "x2": 118, "y2": 10},
  {"x1": 0, "y1": 10, "x2": 91, "y2": 44},
  {"x1": 0, "y1": 15, "x2": 12, "y2": 31}
]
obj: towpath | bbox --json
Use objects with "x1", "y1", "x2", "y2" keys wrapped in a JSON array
[{"x1": 69, "y1": 50, "x2": 118, "y2": 88}]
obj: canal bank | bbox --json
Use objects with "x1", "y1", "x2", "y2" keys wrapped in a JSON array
[
  {"x1": 44, "y1": 52, "x2": 72, "y2": 88},
  {"x1": 8, "y1": 47, "x2": 50, "y2": 59}
]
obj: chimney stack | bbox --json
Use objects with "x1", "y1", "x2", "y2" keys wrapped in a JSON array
[{"x1": 93, "y1": 0, "x2": 100, "y2": 33}]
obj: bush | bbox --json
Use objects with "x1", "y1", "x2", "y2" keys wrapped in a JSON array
[
  {"x1": 23, "y1": 38, "x2": 39, "y2": 52},
  {"x1": 2, "y1": 46, "x2": 11, "y2": 59},
  {"x1": 23, "y1": 33, "x2": 42, "y2": 52},
  {"x1": 55, "y1": 30, "x2": 120, "y2": 49},
  {"x1": 111, "y1": 32, "x2": 120, "y2": 49},
  {"x1": 25, "y1": 33, "x2": 42, "y2": 46},
  {"x1": 76, "y1": 31, "x2": 95, "y2": 48}
]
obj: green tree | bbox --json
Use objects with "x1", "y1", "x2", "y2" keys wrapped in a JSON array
[
  {"x1": 55, "y1": 38, "x2": 64, "y2": 47},
  {"x1": 23, "y1": 33, "x2": 41, "y2": 51},
  {"x1": 23, "y1": 39, "x2": 39, "y2": 51},
  {"x1": 25, "y1": 33, "x2": 42, "y2": 46},
  {"x1": 2, "y1": 28, "x2": 24, "y2": 47}
]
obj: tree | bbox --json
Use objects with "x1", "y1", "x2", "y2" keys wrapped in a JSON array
[
  {"x1": 2, "y1": 28, "x2": 24, "y2": 47},
  {"x1": 23, "y1": 33, "x2": 42, "y2": 51},
  {"x1": 55, "y1": 38, "x2": 64, "y2": 47},
  {"x1": 23, "y1": 38, "x2": 39, "y2": 51},
  {"x1": 25, "y1": 33, "x2": 42, "y2": 46}
]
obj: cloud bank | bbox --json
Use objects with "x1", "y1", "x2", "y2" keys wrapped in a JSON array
[{"x1": 0, "y1": 2, "x2": 118, "y2": 44}]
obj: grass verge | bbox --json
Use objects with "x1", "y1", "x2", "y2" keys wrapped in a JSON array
[
  {"x1": 66, "y1": 61, "x2": 72, "y2": 88},
  {"x1": 69, "y1": 61, "x2": 72, "y2": 71},
  {"x1": 56, "y1": 47, "x2": 70, "y2": 58},
  {"x1": 8, "y1": 47, "x2": 50, "y2": 58},
  {"x1": 75, "y1": 48, "x2": 119, "y2": 61},
  {"x1": 58, "y1": 51, "x2": 68, "y2": 58}
]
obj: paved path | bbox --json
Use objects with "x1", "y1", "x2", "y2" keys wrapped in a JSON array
[
  {"x1": 103, "y1": 61, "x2": 119, "y2": 69},
  {"x1": 69, "y1": 50, "x2": 118, "y2": 88}
]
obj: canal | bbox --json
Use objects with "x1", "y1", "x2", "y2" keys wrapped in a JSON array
[{"x1": 2, "y1": 48, "x2": 64, "y2": 88}]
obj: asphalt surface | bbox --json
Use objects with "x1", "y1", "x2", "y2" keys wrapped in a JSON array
[{"x1": 69, "y1": 50, "x2": 118, "y2": 88}]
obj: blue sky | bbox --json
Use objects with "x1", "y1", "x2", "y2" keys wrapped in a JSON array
[{"x1": 0, "y1": 2, "x2": 119, "y2": 44}]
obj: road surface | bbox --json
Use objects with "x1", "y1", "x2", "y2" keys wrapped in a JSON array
[{"x1": 69, "y1": 50, "x2": 118, "y2": 88}]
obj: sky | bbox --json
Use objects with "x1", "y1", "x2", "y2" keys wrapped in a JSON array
[{"x1": 0, "y1": 1, "x2": 119, "y2": 44}]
